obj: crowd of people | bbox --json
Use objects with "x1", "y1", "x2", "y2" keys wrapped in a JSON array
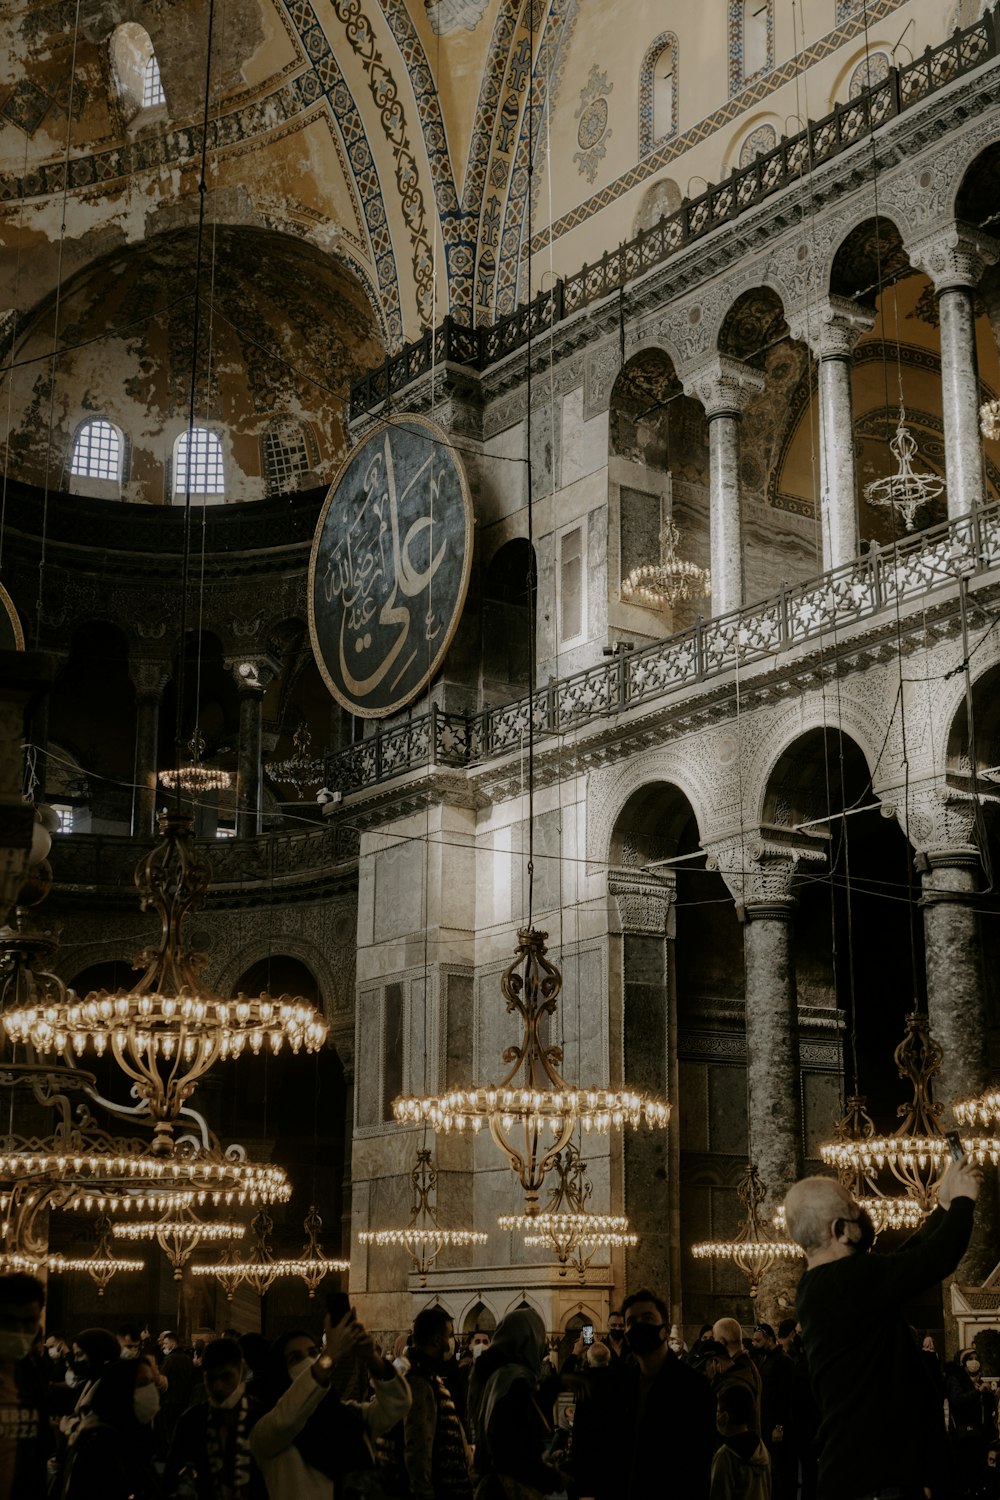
[{"x1": 0, "y1": 1158, "x2": 993, "y2": 1499}]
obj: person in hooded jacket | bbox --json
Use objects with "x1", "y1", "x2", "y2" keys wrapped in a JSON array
[
  {"x1": 710, "y1": 1383, "x2": 771, "y2": 1500},
  {"x1": 60, "y1": 1353, "x2": 163, "y2": 1500},
  {"x1": 249, "y1": 1309, "x2": 410, "y2": 1500},
  {"x1": 466, "y1": 1308, "x2": 566, "y2": 1500}
]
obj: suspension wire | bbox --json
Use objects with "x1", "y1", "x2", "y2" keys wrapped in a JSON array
[
  {"x1": 525, "y1": 0, "x2": 536, "y2": 931},
  {"x1": 35, "y1": 0, "x2": 84, "y2": 649},
  {"x1": 173, "y1": 0, "x2": 218, "y2": 808}
]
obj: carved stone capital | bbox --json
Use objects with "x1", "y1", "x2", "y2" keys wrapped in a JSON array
[
  {"x1": 905, "y1": 221, "x2": 1000, "y2": 294},
  {"x1": 704, "y1": 828, "x2": 826, "y2": 907},
  {"x1": 129, "y1": 658, "x2": 171, "y2": 702},
  {"x1": 786, "y1": 295, "x2": 875, "y2": 360},
  {"x1": 608, "y1": 866, "x2": 676, "y2": 935},
  {"x1": 682, "y1": 355, "x2": 765, "y2": 418},
  {"x1": 225, "y1": 654, "x2": 280, "y2": 694},
  {"x1": 898, "y1": 784, "x2": 982, "y2": 855}
]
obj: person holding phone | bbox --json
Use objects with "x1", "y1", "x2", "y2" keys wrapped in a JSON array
[
  {"x1": 784, "y1": 1156, "x2": 983, "y2": 1500},
  {"x1": 249, "y1": 1301, "x2": 410, "y2": 1499}
]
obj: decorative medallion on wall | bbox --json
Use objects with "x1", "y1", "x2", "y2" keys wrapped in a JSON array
[
  {"x1": 574, "y1": 65, "x2": 613, "y2": 183},
  {"x1": 309, "y1": 416, "x2": 473, "y2": 718},
  {"x1": 848, "y1": 51, "x2": 891, "y2": 97},
  {"x1": 738, "y1": 122, "x2": 777, "y2": 167},
  {"x1": 0, "y1": 586, "x2": 24, "y2": 653}
]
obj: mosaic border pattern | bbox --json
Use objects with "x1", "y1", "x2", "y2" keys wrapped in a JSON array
[
  {"x1": 729, "y1": 0, "x2": 774, "y2": 99},
  {"x1": 639, "y1": 32, "x2": 679, "y2": 158},
  {"x1": 496, "y1": 0, "x2": 578, "y2": 316},
  {"x1": 527, "y1": 0, "x2": 909, "y2": 257}
]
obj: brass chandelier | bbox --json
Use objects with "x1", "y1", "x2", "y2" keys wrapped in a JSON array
[
  {"x1": 394, "y1": 928, "x2": 670, "y2": 1212},
  {"x1": 621, "y1": 518, "x2": 710, "y2": 607},
  {"x1": 267, "y1": 724, "x2": 323, "y2": 794},
  {"x1": 159, "y1": 730, "x2": 233, "y2": 795},
  {"x1": 811, "y1": 1094, "x2": 926, "y2": 1234},
  {"x1": 692, "y1": 1163, "x2": 802, "y2": 1299},
  {"x1": 819, "y1": 1013, "x2": 1000, "y2": 1213},
  {"x1": 193, "y1": 1206, "x2": 349, "y2": 1298},
  {"x1": 863, "y1": 409, "x2": 945, "y2": 533},
  {"x1": 499, "y1": 1142, "x2": 637, "y2": 1280},
  {"x1": 49, "y1": 1216, "x2": 145, "y2": 1298},
  {"x1": 2, "y1": 812, "x2": 328, "y2": 1152},
  {"x1": 358, "y1": 1148, "x2": 487, "y2": 1286},
  {"x1": 112, "y1": 1210, "x2": 245, "y2": 1280}
]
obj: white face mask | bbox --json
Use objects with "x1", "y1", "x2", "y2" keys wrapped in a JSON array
[
  {"x1": 0, "y1": 1332, "x2": 35, "y2": 1364},
  {"x1": 967, "y1": 1360, "x2": 981, "y2": 1374},
  {"x1": 65, "y1": 1367, "x2": 80, "y2": 1388},
  {"x1": 210, "y1": 1381, "x2": 246, "y2": 1410},
  {"x1": 471, "y1": 1343, "x2": 487, "y2": 1360},
  {"x1": 134, "y1": 1384, "x2": 160, "y2": 1424}
]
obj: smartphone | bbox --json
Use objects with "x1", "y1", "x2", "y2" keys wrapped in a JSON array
[
  {"x1": 946, "y1": 1130, "x2": 965, "y2": 1163},
  {"x1": 325, "y1": 1289, "x2": 352, "y2": 1324},
  {"x1": 582, "y1": 1324, "x2": 594, "y2": 1346}
]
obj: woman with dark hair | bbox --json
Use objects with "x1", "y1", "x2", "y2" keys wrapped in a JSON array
[
  {"x1": 59, "y1": 1352, "x2": 162, "y2": 1498},
  {"x1": 467, "y1": 1308, "x2": 567, "y2": 1500},
  {"x1": 249, "y1": 1310, "x2": 410, "y2": 1499}
]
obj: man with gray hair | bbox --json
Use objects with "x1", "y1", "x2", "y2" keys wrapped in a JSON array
[{"x1": 784, "y1": 1157, "x2": 981, "y2": 1500}]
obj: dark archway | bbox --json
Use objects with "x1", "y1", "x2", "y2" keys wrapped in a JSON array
[{"x1": 481, "y1": 539, "x2": 536, "y2": 702}]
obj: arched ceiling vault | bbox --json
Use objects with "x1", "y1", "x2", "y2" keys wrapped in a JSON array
[{"x1": 0, "y1": 0, "x2": 572, "y2": 344}]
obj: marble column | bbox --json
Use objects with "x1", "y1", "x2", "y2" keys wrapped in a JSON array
[
  {"x1": 684, "y1": 357, "x2": 765, "y2": 616},
  {"x1": 609, "y1": 866, "x2": 678, "y2": 1312},
  {"x1": 908, "y1": 791, "x2": 997, "y2": 1303},
  {"x1": 790, "y1": 298, "x2": 874, "y2": 570},
  {"x1": 226, "y1": 656, "x2": 278, "y2": 839},
  {"x1": 129, "y1": 658, "x2": 170, "y2": 837},
  {"x1": 908, "y1": 224, "x2": 999, "y2": 519}
]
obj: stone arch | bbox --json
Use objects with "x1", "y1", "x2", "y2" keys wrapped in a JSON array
[
  {"x1": 742, "y1": 693, "x2": 884, "y2": 828},
  {"x1": 715, "y1": 285, "x2": 789, "y2": 369},
  {"x1": 940, "y1": 652, "x2": 1000, "y2": 782},
  {"x1": 213, "y1": 938, "x2": 340, "y2": 1022},
  {"x1": 827, "y1": 42, "x2": 894, "y2": 105},
  {"x1": 459, "y1": 1298, "x2": 498, "y2": 1334},
  {"x1": 588, "y1": 751, "x2": 715, "y2": 875},
  {"x1": 826, "y1": 213, "x2": 910, "y2": 304},
  {"x1": 952, "y1": 140, "x2": 1000, "y2": 230},
  {"x1": 499, "y1": 1292, "x2": 547, "y2": 1324},
  {"x1": 632, "y1": 178, "x2": 682, "y2": 237},
  {"x1": 724, "y1": 116, "x2": 779, "y2": 175},
  {"x1": 760, "y1": 725, "x2": 873, "y2": 831},
  {"x1": 560, "y1": 1301, "x2": 603, "y2": 1332}
]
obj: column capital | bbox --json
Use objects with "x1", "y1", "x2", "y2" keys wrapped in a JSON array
[
  {"x1": 682, "y1": 354, "x2": 765, "y2": 418},
  {"x1": 898, "y1": 784, "x2": 985, "y2": 856},
  {"x1": 607, "y1": 865, "x2": 676, "y2": 935},
  {"x1": 704, "y1": 827, "x2": 826, "y2": 907},
  {"x1": 905, "y1": 221, "x2": 1000, "y2": 294},
  {"x1": 225, "y1": 654, "x2": 280, "y2": 694},
  {"x1": 786, "y1": 295, "x2": 875, "y2": 360},
  {"x1": 129, "y1": 657, "x2": 171, "y2": 702}
]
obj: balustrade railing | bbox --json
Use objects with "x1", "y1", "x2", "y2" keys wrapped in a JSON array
[
  {"x1": 323, "y1": 504, "x2": 1000, "y2": 796},
  {"x1": 349, "y1": 7, "x2": 999, "y2": 421}
]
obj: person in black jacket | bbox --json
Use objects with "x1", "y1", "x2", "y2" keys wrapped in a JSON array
[
  {"x1": 0, "y1": 1271, "x2": 50, "y2": 1499},
  {"x1": 576, "y1": 1287, "x2": 715, "y2": 1500},
  {"x1": 467, "y1": 1308, "x2": 566, "y2": 1499},
  {"x1": 60, "y1": 1354, "x2": 162, "y2": 1500},
  {"x1": 784, "y1": 1156, "x2": 982, "y2": 1500},
  {"x1": 165, "y1": 1337, "x2": 267, "y2": 1500}
]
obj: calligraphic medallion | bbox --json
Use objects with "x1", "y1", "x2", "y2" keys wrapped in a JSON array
[
  {"x1": 308, "y1": 416, "x2": 473, "y2": 718},
  {"x1": 0, "y1": 585, "x2": 24, "y2": 653}
]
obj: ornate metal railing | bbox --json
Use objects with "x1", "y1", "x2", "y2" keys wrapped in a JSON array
[
  {"x1": 350, "y1": 7, "x2": 999, "y2": 420},
  {"x1": 51, "y1": 821, "x2": 360, "y2": 892},
  {"x1": 323, "y1": 504, "x2": 1000, "y2": 796}
]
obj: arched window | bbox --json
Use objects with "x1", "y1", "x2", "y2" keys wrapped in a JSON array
[
  {"x1": 68, "y1": 417, "x2": 125, "y2": 498},
  {"x1": 70, "y1": 419, "x2": 123, "y2": 482},
  {"x1": 110, "y1": 23, "x2": 166, "y2": 122},
  {"x1": 142, "y1": 55, "x2": 165, "y2": 108},
  {"x1": 261, "y1": 417, "x2": 318, "y2": 496},
  {"x1": 639, "y1": 33, "x2": 679, "y2": 157},
  {"x1": 738, "y1": 122, "x2": 777, "y2": 168},
  {"x1": 173, "y1": 428, "x2": 225, "y2": 502},
  {"x1": 730, "y1": 0, "x2": 772, "y2": 94}
]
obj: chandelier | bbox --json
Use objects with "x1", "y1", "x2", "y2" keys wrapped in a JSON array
[
  {"x1": 112, "y1": 1211, "x2": 244, "y2": 1280},
  {"x1": 954, "y1": 1088, "x2": 1000, "y2": 1129},
  {"x1": 980, "y1": 399, "x2": 1000, "y2": 441},
  {"x1": 499, "y1": 1142, "x2": 636, "y2": 1280},
  {"x1": 692, "y1": 1163, "x2": 802, "y2": 1299},
  {"x1": 49, "y1": 1216, "x2": 144, "y2": 1297},
  {"x1": 2, "y1": 812, "x2": 328, "y2": 1152},
  {"x1": 193, "y1": 1206, "x2": 350, "y2": 1298},
  {"x1": 159, "y1": 731, "x2": 233, "y2": 795},
  {"x1": 810, "y1": 1094, "x2": 926, "y2": 1234},
  {"x1": 267, "y1": 724, "x2": 323, "y2": 793},
  {"x1": 621, "y1": 518, "x2": 710, "y2": 607},
  {"x1": 393, "y1": 928, "x2": 670, "y2": 1212},
  {"x1": 863, "y1": 409, "x2": 945, "y2": 532},
  {"x1": 819, "y1": 1013, "x2": 1000, "y2": 1212},
  {"x1": 358, "y1": 1148, "x2": 487, "y2": 1287}
]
